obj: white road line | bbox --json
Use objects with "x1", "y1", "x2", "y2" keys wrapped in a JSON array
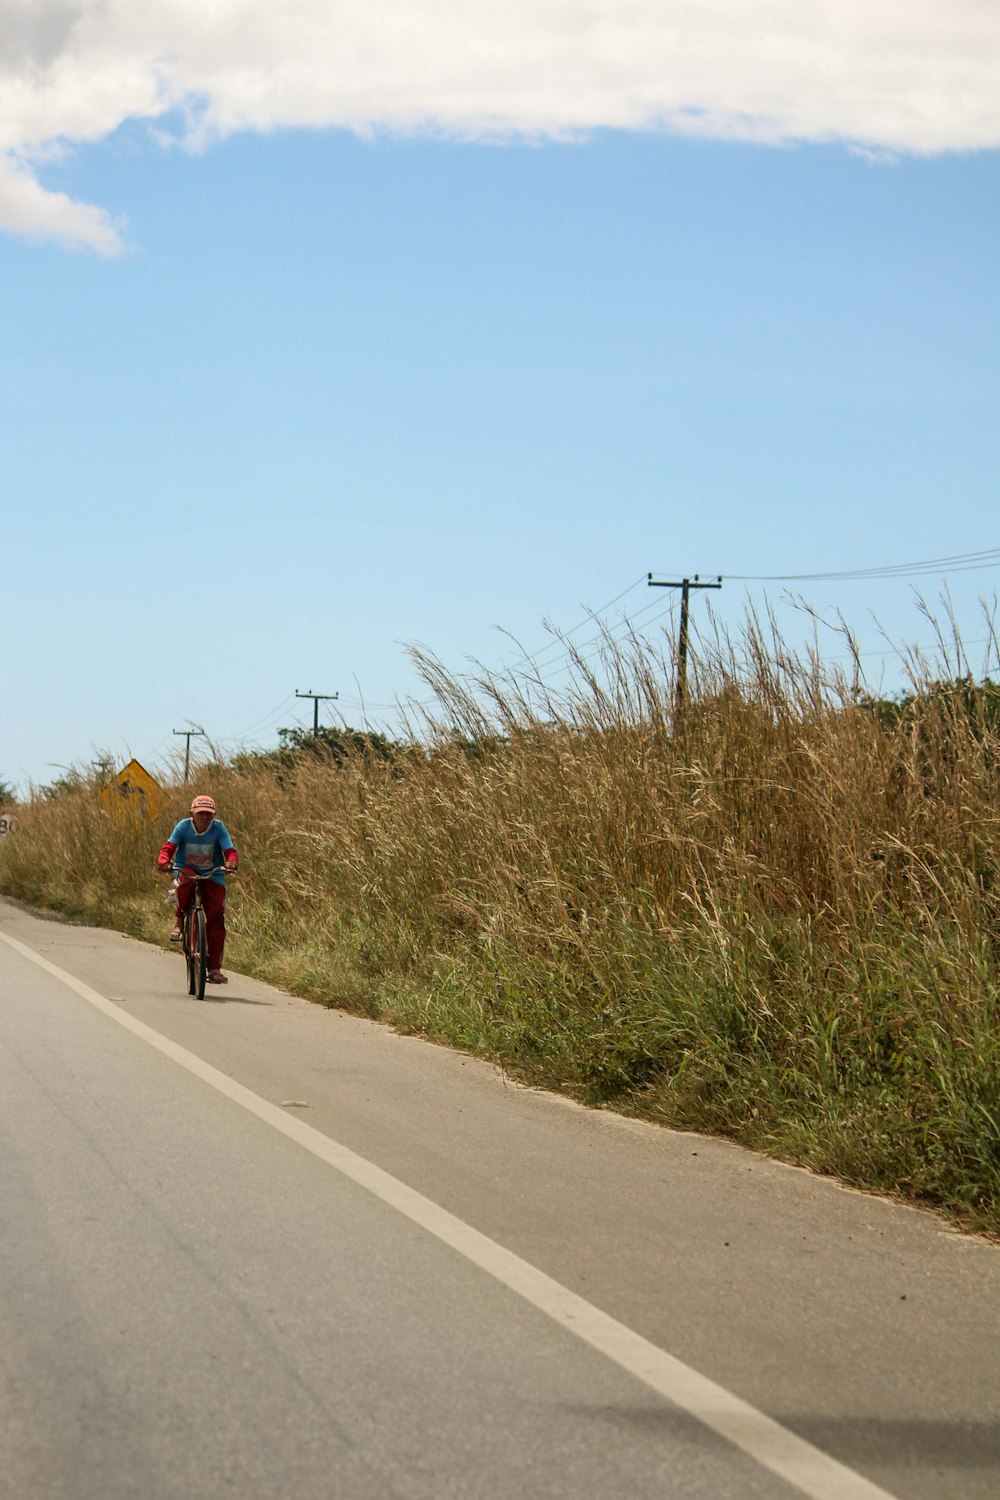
[{"x1": 1, "y1": 928, "x2": 899, "y2": 1500}]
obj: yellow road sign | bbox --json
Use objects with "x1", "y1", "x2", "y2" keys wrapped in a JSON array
[{"x1": 100, "y1": 760, "x2": 163, "y2": 822}]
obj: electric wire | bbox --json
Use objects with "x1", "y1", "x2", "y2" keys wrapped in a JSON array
[
  {"x1": 713, "y1": 545, "x2": 1000, "y2": 584},
  {"x1": 555, "y1": 598, "x2": 676, "y2": 672},
  {"x1": 325, "y1": 576, "x2": 655, "y2": 719},
  {"x1": 207, "y1": 694, "x2": 299, "y2": 751},
  {"x1": 822, "y1": 632, "x2": 996, "y2": 666},
  {"x1": 230, "y1": 692, "x2": 297, "y2": 740},
  {"x1": 502, "y1": 575, "x2": 648, "y2": 671},
  {"x1": 525, "y1": 600, "x2": 680, "y2": 686}
]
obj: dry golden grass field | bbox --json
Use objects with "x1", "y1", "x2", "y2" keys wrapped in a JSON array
[{"x1": 4, "y1": 607, "x2": 999, "y2": 1235}]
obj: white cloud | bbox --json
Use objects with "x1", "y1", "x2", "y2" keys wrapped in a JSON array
[
  {"x1": 0, "y1": 153, "x2": 122, "y2": 253},
  {"x1": 3, "y1": 0, "x2": 1000, "y2": 252}
]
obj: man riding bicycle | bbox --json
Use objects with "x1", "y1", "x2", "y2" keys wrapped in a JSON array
[{"x1": 157, "y1": 794, "x2": 238, "y2": 984}]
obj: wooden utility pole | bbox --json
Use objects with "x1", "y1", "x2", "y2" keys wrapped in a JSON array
[
  {"x1": 647, "y1": 574, "x2": 722, "y2": 710},
  {"x1": 295, "y1": 689, "x2": 339, "y2": 737},
  {"x1": 172, "y1": 727, "x2": 206, "y2": 784}
]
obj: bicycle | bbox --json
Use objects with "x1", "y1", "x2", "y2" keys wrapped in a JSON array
[{"x1": 172, "y1": 866, "x2": 232, "y2": 1000}]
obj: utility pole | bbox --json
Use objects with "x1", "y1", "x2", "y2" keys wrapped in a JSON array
[
  {"x1": 295, "y1": 689, "x2": 339, "y2": 738},
  {"x1": 173, "y1": 727, "x2": 205, "y2": 784},
  {"x1": 647, "y1": 574, "x2": 722, "y2": 710}
]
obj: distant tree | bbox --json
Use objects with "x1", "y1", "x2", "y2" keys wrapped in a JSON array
[
  {"x1": 38, "y1": 753, "x2": 115, "y2": 801},
  {"x1": 231, "y1": 726, "x2": 400, "y2": 778},
  {"x1": 40, "y1": 769, "x2": 86, "y2": 800},
  {"x1": 0, "y1": 776, "x2": 17, "y2": 806},
  {"x1": 861, "y1": 677, "x2": 1000, "y2": 738},
  {"x1": 273, "y1": 725, "x2": 398, "y2": 765},
  {"x1": 429, "y1": 732, "x2": 510, "y2": 765},
  {"x1": 858, "y1": 693, "x2": 908, "y2": 732}
]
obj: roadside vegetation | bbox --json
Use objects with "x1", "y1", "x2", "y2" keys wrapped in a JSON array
[{"x1": 3, "y1": 605, "x2": 999, "y2": 1235}]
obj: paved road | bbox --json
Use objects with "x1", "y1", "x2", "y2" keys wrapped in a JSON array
[{"x1": 1, "y1": 898, "x2": 998, "y2": 1500}]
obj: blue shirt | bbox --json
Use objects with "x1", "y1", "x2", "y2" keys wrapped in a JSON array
[{"x1": 167, "y1": 818, "x2": 236, "y2": 886}]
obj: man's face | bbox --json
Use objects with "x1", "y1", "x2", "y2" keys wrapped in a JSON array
[{"x1": 192, "y1": 810, "x2": 214, "y2": 834}]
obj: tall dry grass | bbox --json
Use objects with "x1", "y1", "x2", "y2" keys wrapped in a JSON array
[{"x1": 3, "y1": 604, "x2": 999, "y2": 1231}]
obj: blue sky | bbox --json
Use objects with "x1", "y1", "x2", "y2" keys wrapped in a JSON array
[{"x1": 2, "y1": 5, "x2": 999, "y2": 793}]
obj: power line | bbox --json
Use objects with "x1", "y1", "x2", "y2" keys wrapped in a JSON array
[
  {"x1": 230, "y1": 693, "x2": 297, "y2": 740},
  {"x1": 498, "y1": 589, "x2": 681, "y2": 692},
  {"x1": 523, "y1": 599, "x2": 680, "y2": 686},
  {"x1": 334, "y1": 598, "x2": 679, "y2": 721},
  {"x1": 716, "y1": 546, "x2": 1000, "y2": 584},
  {"x1": 823, "y1": 633, "x2": 996, "y2": 666},
  {"x1": 502, "y1": 575, "x2": 648, "y2": 671},
  {"x1": 517, "y1": 600, "x2": 662, "y2": 677},
  {"x1": 335, "y1": 577, "x2": 654, "y2": 717}
]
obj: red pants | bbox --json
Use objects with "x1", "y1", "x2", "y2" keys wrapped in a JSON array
[{"x1": 176, "y1": 873, "x2": 227, "y2": 970}]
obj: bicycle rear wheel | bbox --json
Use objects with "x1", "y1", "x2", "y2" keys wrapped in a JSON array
[{"x1": 193, "y1": 905, "x2": 208, "y2": 1000}]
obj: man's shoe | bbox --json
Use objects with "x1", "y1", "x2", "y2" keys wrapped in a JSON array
[{"x1": 207, "y1": 970, "x2": 228, "y2": 984}]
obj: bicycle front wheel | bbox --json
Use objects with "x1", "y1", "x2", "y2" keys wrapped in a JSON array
[
  {"x1": 193, "y1": 905, "x2": 208, "y2": 1000},
  {"x1": 184, "y1": 909, "x2": 197, "y2": 996}
]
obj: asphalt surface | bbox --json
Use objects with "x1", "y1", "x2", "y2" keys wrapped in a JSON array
[{"x1": 1, "y1": 896, "x2": 998, "y2": 1499}]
